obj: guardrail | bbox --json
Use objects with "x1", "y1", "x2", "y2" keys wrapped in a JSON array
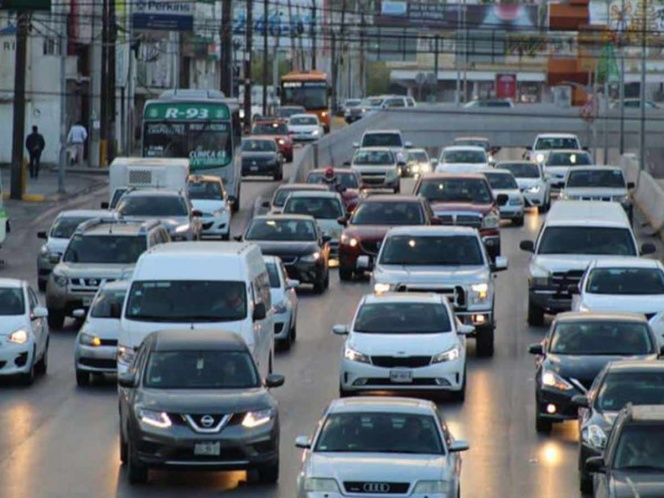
[{"x1": 620, "y1": 154, "x2": 664, "y2": 235}]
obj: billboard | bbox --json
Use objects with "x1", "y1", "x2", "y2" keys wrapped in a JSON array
[
  {"x1": 590, "y1": 0, "x2": 664, "y2": 43},
  {"x1": 133, "y1": 0, "x2": 194, "y2": 31},
  {"x1": 0, "y1": 0, "x2": 50, "y2": 10},
  {"x1": 496, "y1": 73, "x2": 517, "y2": 99}
]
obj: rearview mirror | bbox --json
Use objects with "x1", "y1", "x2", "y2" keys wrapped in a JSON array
[
  {"x1": 430, "y1": 158, "x2": 438, "y2": 165},
  {"x1": 265, "y1": 373, "x2": 285, "y2": 388},
  {"x1": 32, "y1": 306, "x2": 48, "y2": 319},
  {"x1": 117, "y1": 372, "x2": 137, "y2": 388},
  {"x1": 37, "y1": 231, "x2": 48, "y2": 240},
  {"x1": 356, "y1": 255, "x2": 373, "y2": 270},
  {"x1": 262, "y1": 200, "x2": 270, "y2": 208},
  {"x1": 641, "y1": 242, "x2": 656, "y2": 255},
  {"x1": 295, "y1": 435, "x2": 311, "y2": 449},
  {"x1": 233, "y1": 235, "x2": 243, "y2": 242},
  {"x1": 528, "y1": 343, "x2": 544, "y2": 355},
  {"x1": 491, "y1": 256, "x2": 508, "y2": 272},
  {"x1": 253, "y1": 302, "x2": 267, "y2": 321},
  {"x1": 49, "y1": 254, "x2": 61, "y2": 264},
  {"x1": 343, "y1": 161, "x2": 351, "y2": 167},
  {"x1": 524, "y1": 146, "x2": 532, "y2": 151},
  {"x1": 572, "y1": 394, "x2": 590, "y2": 408},
  {"x1": 457, "y1": 324, "x2": 475, "y2": 335},
  {"x1": 322, "y1": 234, "x2": 332, "y2": 243},
  {"x1": 352, "y1": 142, "x2": 359, "y2": 148},
  {"x1": 337, "y1": 216, "x2": 348, "y2": 226},
  {"x1": 100, "y1": 202, "x2": 110, "y2": 209},
  {"x1": 627, "y1": 182, "x2": 635, "y2": 189},
  {"x1": 496, "y1": 193, "x2": 509, "y2": 206},
  {"x1": 192, "y1": 210, "x2": 203, "y2": 218},
  {"x1": 286, "y1": 279, "x2": 300, "y2": 289},
  {"x1": 519, "y1": 240, "x2": 534, "y2": 253},
  {"x1": 72, "y1": 309, "x2": 86, "y2": 319},
  {"x1": 404, "y1": 141, "x2": 413, "y2": 148},
  {"x1": 449, "y1": 440, "x2": 470, "y2": 452},
  {"x1": 584, "y1": 456, "x2": 606, "y2": 474},
  {"x1": 332, "y1": 324, "x2": 349, "y2": 335}
]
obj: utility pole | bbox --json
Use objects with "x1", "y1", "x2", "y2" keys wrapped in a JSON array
[
  {"x1": 619, "y1": 0, "x2": 626, "y2": 154},
  {"x1": 100, "y1": 0, "x2": 109, "y2": 167},
  {"x1": 359, "y1": 11, "x2": 366, "y2": 96},
  {"x1": 109, "y1": 0, "x2": 117, "y2": 163},
  {"x1": 244, "y1": 0, "x2": 254, "y2": 133},
  {"x1": 638, "y1": 0, "x2": 647, "y2": 172},
  {"x1": 433, "y1": 35, "x2": 440, "y2": 102},
  {"x1": 288, "y1": 0, "x2": 296, "y2": 70},
  {"x1": 220, "y1": 0, "x2": 233, "y2": 96},
  {"x1": 10, "y1": 12, "x2": 28, "y2": 200},
  {"x1": 262, "y1": 0, "x2": 268, "y2": 115},
  {"x1": 455, "y1": 4, "x2": 461, "y2": 106},
  {"x1": 310, "y1": 0, "x2": 316, "y2": 69},
  {"x1": 331, "y1": 30, "x2": 337, "y2": 112},
  {"x1": 58, "y1": 3, "x2": 68, "y2": 194}
]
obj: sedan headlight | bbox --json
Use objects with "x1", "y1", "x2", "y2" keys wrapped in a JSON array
[
  {"x1": 481, "y1": 213, "x2": 500, "y2": 229},
  {"x1": 301, "y1": 252, "x2": 320, "y2": 262},
  {"x1": 413, "y1": 480, "x2": 447, "y2": 493},
  {"x1": 344, "y1": 346, "x2": 371, "y2": 364},
  {"x1": 541, "y1": 369, "x2": 574, "y2": 391},
  {"x1": 374, "y1": 282, "x2": 392, "y2": 294},
  {"x1": 117, "y1": 345, "x2": 136, "y2": 368},
  {"x1": 52, "y1": 270, "x2": 68, "y2": 287},
  {"x1": 470, "y1": 282, "x2": 489, "y2": 302},
  {"x1": 616, "y1": 194, "x2": 630, "y2": 203},
  {"x1": 138, "y1": 408, "x2": 172, "y2": 429},
  {"x1": 312, "y1": 129, "x2": 320, "y2": 136},
  {"x1": 174, "y1": 224, "x2": 190, "y2": 233},
  {"x1": 79, "y1": 332, "x2": 101, "y2": 347},
  {"x1": 527, "y1": 184, "x2": 541, "y2": 193},
  {"x1": 40, "y1": 245, "x2": 49, "y2": 256},
  {"x1": 278, "y1": 139, "x2": 286, "y2": 145},
  {"x1": 304, "y1": 478, "x2": 340, "y2": 492},
  {"x1": 536, "y1": 153, "x2": 545, "y2": 163},
  {"x1": 582, "y1": 424, "x2": 607, "y2": 450},
  {"x1": 340, "y1": 234, "x2": 358, "y2": 247},
  {"x1": 272, "y1": 300, "x2": 288, "y2": 314},
  {"x1": 431, "y1": 345, "x2": 461, "y2": 363},
  {"x1": 242, "y1": 408, "x2": 275, "y2": 428},
  {"x1": 8, "y1": 329, "x2": 29, "y2": 344}
]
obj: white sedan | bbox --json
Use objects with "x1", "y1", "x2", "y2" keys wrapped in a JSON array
[
  {"x1": 435, "y1": 145, "x2": 489, "y2": 173},
  {"x1": 288, "y1": 113, "x2": 324, "y2": 142},
  {"x1": 295, "y1": 397, "x2": 469, "y2": 498},
  {"x1": 333, "y1": 292, "x2": 472, "y2": 400},
  {"x1": 264, "y1": 255, "x2": 299, "y2": 350},
  {"x1": 572, "y1": 258, "x2": 664, "y2": 316},
  {"x1": 481, "y1": 169, "x2": 525, "y2": 226},
  {"x1": 0, "y1": 278, "x2": 49, "y2": 384},
  {"x1": 187, "y1": 175, "x2": 232, "y2": 240},
  {"x1": 497, "y1": 161, "x2": 551, "y2": 213}
]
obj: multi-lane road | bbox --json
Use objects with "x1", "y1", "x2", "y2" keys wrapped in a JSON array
[{"x1": 0, "y1": 147, "x2": 659, "y2": 498}]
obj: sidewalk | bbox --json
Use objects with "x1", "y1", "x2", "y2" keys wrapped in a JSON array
[{"x1": 0, "y1": 166, "x2": 108, "y2": 203}]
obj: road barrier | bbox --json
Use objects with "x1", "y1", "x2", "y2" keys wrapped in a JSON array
[{"x1": 620, "y1": 153, "x2": 664, "y2": 235}]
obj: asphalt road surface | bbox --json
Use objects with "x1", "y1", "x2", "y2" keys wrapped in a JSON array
[{"x1": 0, "y1": 147, "x2": 659, "y2": 498}]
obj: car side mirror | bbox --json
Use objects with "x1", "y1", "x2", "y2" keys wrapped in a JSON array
[
  {"x1": 253, "y1": 302, "x2": 267, "y2": 321},
  {"x1": 37, "y1": 230, "x2": 48, "y2": 240},
  {"x1": 337, "y1": 216, "x2": 348, "y2": 226},
  {"x1": 568, "y1": 284, "x2": 579, "y2": 295},
  {"x1": 72, "y1": 309, "x2": 86, "y2": 319},
  {"x1": 627, "y1": 182, "x2": 635, "y2": 189},
  {"x1": 491, "y1": 256, "x2": 508, "y2": 272},
  {"x1": 343, "y1": 161, "x2": 351, "y2": 167},
  {"x1": 117, "y1": 372, "x2": 137, "y2": 388},
  {"x1": 584, "y1": 456, "x2": 606, "y2": 474},
  {"x1": 582, "y1": 146, "x2": 590, "y2": 151},
  {"x1": 457, "y1": 324, "x2": 475, "y2": 335},
  {"x1": 192, "y1": 210, "x2": 203, "y2": 218},
  {"x1": 295, "y1": 435, "x2": 312, "y2": 449},
  {"x1": 520, "y1": 240, "x2": 535, "y2": 253},
  {"x1": 100, "y1": 202, "x2": 110, "y2": 209},
  {"x1": 641, "y1": 243, "x2": 656, "y2": 255},
  {"x1": 496, "y1": 193, "x2": 509, "y2": 206},
  {"x1": 524, "y1": 146, "x2": 532, "y2": 151},
  {"x1": 356, "y1": 255, "x2": 373, "y2": 270},
  {"x1": 430, "y1": 217, "x2": 442, "y2": 225},
  {"x1": 430, "y1": 158, "x2": 438, "y2": 166},
  {"x1": 286, "y1": 279, "x2": 300, "y2": 289},
  {"x1": 265, "y1": 373, "x2": 285, "y2": 388},
  {"x1": 262, "y1": 200, "x2": 271, "y2": 208},
  {"x1": 322, "y1": 234, "x2": 332, "y2": 244},
  {"x1": 233, "y1": 235, "x2": 243, "y2": 242},
  {"x1": 352, "y1": 142, "x2": 360, "y2": 148},
  {"x1": 404, "y1": 141, "x2": 413, "y2": 148},
  {"x1": 49, "y1": 254, "x2": 61, "y2": 264},
  {"x1": 528, "y1": 343, "x2": 544, "y2": 355},
  {"x1": 449, "y1": 440, "x2": 470, "y2": 452},
  {"x1": 572, "y1": 394, "x2": 590, "y2": 408},
  {"x1": 32, "y1": 306, "x2": 48, "y2": 319},
  {"x1": 332, "y1": 324, "x2": 349, "y2": 335}
]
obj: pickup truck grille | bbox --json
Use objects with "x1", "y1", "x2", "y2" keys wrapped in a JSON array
[
  {"x1": 396, "y1": 285, "x2": 466, "y2": 309},
  {"x1": 360, "y1": 240, "x2": 381, "y2": 255},
  {"x1": 551, "y1": 270, "x2": 584, "y2": 288},
  {"x1": 436, "y1": 213, "x2": 483, "y2": 229}
]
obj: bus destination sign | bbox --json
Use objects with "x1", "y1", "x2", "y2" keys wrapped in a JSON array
[{"x1": 145, "y1": 102, "x2": 230, "y2": 121}]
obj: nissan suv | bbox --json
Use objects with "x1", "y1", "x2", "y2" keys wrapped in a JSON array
[
  {"x1": 46, "y1": 218, "x2": 170, "y2": 329},
  {"x1": 363, "y1": 225, "x2": 508, "y2": 357},
  {"x1": 353, "y1": 129, "x2": 412, "y2": 165}
]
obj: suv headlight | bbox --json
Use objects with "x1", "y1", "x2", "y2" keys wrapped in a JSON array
[
  {"x1": 470, "y1": 283, "x2": 489, "y2": 303},
  {"x1": 536, "y1": 153, "x2": 545, "y2": 163},
  {"x1": 304, "y1": 478, "x2": 340, "y2": 492},
  {"x1": 541, "y1": 369, "x2": 574, "y2": 391},
  {"x1": 242, "y1": 408, "x2": 275, "y2": 428},
  {"x1": 340, "y1": 234, "x2": 358, "y2": 247},
  {"x1": 138, "y1": 408, "x2": 172, "y2": 429},
  {"x1": 79, "y1": 332, "x2": 101, "y2": 347},
  {"x1": 301, "y1": 252, "x2": 320, "y2": 262},
  {"x1": 52, "y1": 270, "x2": 68, "y2": 287},
  {"x1": 413, "y1": 481, "x2": 447, "y2": 493},
  {"x1": 272, "y1": 300, "x2": 288, "y2": 314},
  {"x1": 616, "y1": 194, "x2": 630, "y2": 203},
  {"x1": 174, "y1": 223, "x2": 190, "y2": 233},
  {"x1": 482, "y1": 213, "x2": 500, "y2": 229},
  {"x1": 117, "y1": 345, "x2": 136, "y2": 368},
  {"x1": 374, "y1": 282, "x2": 393, "y2": 294},
  {"x1": 432, "y1": 345, "x2": 461, "y2": 363},
  {"x1": 8, "y1": 329, "x2": 29, "y2": 344},
  {"x1": 582, "y1": 424, "x2": 607, "y2": 450},
  {"x1": 40, "y1": 245, "x2": 49, "y2": 256},
  {"x1": 344, "y1": 346, "x2": 371, "y2": 364}
]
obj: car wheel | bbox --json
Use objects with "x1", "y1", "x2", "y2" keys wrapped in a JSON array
[
  {"x1": 475, "y1": 327, "x2": 494, "y2": 357},
  {"x1": 393, "y1": 185, "x2": 400, "y2": 194},
  {"x1": 47, "y1": 309, "x2": 65, "y2": 330},
  {"x1": 339, "y1": 384, "x2": 353, "y2": 398},
  {"x1": 339, "y1": 267, "x2": 353, "y2": 281},
  {"x1": 20, "y1": 348, "x2": 36, "y2": 386},
  {"x1": 38, "y1": 280, "x2": 46, "y2": 292},
  {"x1": 76, "y1": 369, "x2": 90, "y2": 387},
  {"x1": 324, "y1": 269, "x2": 330, "y2": 289},
  {"x1": 35, "y1": 339, "x2": 48, "y2": 375},
  {"x1": 313, "y1": 275, "x2": 325, "y2": 294},
  {"x1": 527, "y1": 301, "x2": 545, "y2": 327},
  {"x1": 451, "y1": 366, "x2": 466, "y2": 402},
  {"x1": 291, "y1": 321, "x2": 297, "y2": 342},
  {"x1": 257, "y1": 459, "x2": 279, "y2": 483},
  {"x1": 120, "y1": 428, "x2": 128, "y2": 465},
  {"x1": 127, "y1": 441, "x2": 149, "y2": 485},
  {"x1": 221, "y1": 233, "x2": 230, "y2": 241},
  {"x1": 513, "y1": 216, "x2": 524, "y2": 227},
  {"x1": 536, "y1": 411, "x2": 553, "y2": 434}
]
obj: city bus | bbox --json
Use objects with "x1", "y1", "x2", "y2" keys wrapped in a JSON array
[
  {"x1": 280, "y1": 70, "x2": 331, "y2": 132},
  {"x1": 141, "y1": 89, "x2": 242, "y2": 211}
]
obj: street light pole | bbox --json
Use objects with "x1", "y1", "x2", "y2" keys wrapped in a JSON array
[
  {"x1": 639, "y1": 0, "x2": 647, "y2": 171},
  {"x1": 619, "y1": 0, "x2": 626, "y2": 154}
]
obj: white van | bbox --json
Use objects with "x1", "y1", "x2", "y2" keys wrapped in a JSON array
[
  {"x1": 104, "y1": 157, "x2": 190, "y2": 209},
  {"x1": 117, "y1": 242, "x2": 274, "y2": 379}
]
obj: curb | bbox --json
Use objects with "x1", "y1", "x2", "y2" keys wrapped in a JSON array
[
  {"x1": 46, "y1": 166, "x2": 109, "y2": 176},
  {"x1": 3, "y1": 178, "x2": 107, "y2": 204}
]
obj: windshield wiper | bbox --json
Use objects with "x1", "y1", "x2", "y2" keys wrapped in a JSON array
[
  {"x1": 617, "y1": 465, "x2": 664, "y2": 472},
  {"x1": 127, "y1": 315, "x2": 174, "y2": 322}
]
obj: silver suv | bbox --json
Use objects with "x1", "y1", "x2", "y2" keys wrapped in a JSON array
[
  {"x1": 46, "y1": 218, "x2": 170, "y2": 329},
  {"x1": 362, "y1": 225, "x2": 508, "y2": 357}
]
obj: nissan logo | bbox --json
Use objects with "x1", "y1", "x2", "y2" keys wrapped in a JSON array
[
  {"x1": 363, "y1": 483, "x2": 391, "y2": 493},
  {"x1": 89, "y1": 279, "x2": 99, "y2": 286},
  {"x1": 200, "y1": 415, "x2": 215, "y2": 428}
]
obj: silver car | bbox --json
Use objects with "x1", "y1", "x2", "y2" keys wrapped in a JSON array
[{"x1": 296, "y1": 397, "x2": 469, "y2": 498}]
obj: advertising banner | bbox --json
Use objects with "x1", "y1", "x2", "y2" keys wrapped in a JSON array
[
  {"x1": 133, "y1": 0, "x2": 194, "y2": 31},
  {"x1": 589, "y1": 0, "x2": 664, "y2": 43},
  {"x1": 496, "y1": 73, "x2": 517, "y2": 99}
]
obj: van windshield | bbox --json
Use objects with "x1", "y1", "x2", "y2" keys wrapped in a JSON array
[
  {"x1": 63, "y1": 235, "x2": 147, "y2": 264},
  {"x1": 125, "y1": 280, "x2": 247, "y2": 322},
  {"x1": 538, "y1": 227, "x2": 637, "y2": 256}
]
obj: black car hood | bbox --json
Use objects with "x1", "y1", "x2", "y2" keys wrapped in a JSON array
[
  {"x1": 242, "y1": 152, "x2": 277, "y2": 161},
  {"x1": 250, "y1": 240, "x2": 320, "y2": 257},
  {"x1": 137, "y1": 387, "x2": 272, "y2": 414},
  {"x1": 546, "y1": 354, "x2": 655, "y2": 385},
  {"x1": 612, "y1": 470, "x2": 664, "y2": 497}
]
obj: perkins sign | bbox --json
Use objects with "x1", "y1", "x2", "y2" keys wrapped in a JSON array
[{"x1": 133, "y1": 0, "x2": 194, "y2": 31}]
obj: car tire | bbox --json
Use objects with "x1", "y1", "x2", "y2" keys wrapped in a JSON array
[
  {"x1": 535, "y1": 411, "x2": 553, "y2": 434},
  {"x1": 76, "y1": 369, "x2": 90, "y2": 387},
  {"x1": 35, "y1": 339, "x2": 48, "y2": 375},
  {"x1": 393, "y1": 185, "x2": 400, "y2": 194},
  {"x1": 538, "y1": 198, "x2": 551, "y2": 214},
  {"x1": 221, "y1": 233, "x2": 230, "y2": 241},
  {"x1": 339, "y1": 385, "x2": 353, "y2": 398},
  {"x1": 579, "y1": 470, "x2": 593, "y2": 494},
  {"x1": 120, "y1": 427, "x2": 128, "y2": 465},
  {"x1": 287, "y1": 153, "x2": 293, "y2": 162},
  {"x1": 313, "y1": 274, "x2": 326, "y2": 294},
  {"x1": 38, "y1": 280, "x2": 46, "y2": 292},
  {"x1": 257, "y1": 459, "x2": 279, "y2": 483},
  {"x1": 20, "y1": 348, "x2": 36, "y2": 386},
  {"x1": 47, "y1": 309, "x2": 65, "y2": 330},
  {"x1": 127, "y1": 442, "x2": 149, "y2": 485},
  {"x1": 527, "y1": 301, "x2": 545, "y2": 327},
  {"x1": 451, "y1": 367, "x2": 467, "y2": 402},
  {"x1": 324, "y1": 269, "x2": 330, "y2": 289},
  {"x1": 475, "y1": 327, "x2": 494, "y2": 357},
  {"x1": 339, "y1": 267, "x2": 353, "y2": 281},
  {"x1": 513, "y1": 216, "x2": 524, "y2": 227}
]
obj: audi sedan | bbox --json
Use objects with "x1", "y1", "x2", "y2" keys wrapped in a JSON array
[{"x1": 295, "y1": 397, "x2": 469, "y2": 498}]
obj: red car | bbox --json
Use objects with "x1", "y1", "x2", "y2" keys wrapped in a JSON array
[
  {"x1": 337, "y1": 194, "x2": 437, "y2": 281},
  {"x1": 413, "y1": 172, "x2": 507, "y2": 259},
  {"x1": 304, "y1": 168, "x2": 362, "y2": 214},
  {"x1": 251, "y1": 119, "x2": 293, "y2": 162}
]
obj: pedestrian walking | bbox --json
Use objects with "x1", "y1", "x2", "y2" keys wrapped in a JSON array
[
  {"x1": 67, "y1": 121, "x2": 88, "y2": 167},
  {"x1": 25, "y1": 125, "x2": 45, "y2": 179}
]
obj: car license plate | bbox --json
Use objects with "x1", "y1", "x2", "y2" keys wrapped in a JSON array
[
  {"x1": 390, "y1": 369, "x2": 413, "y2": 384},
  {"x1": 194, "y1": 442, "x2": 221, "y2": 456},
  {"x1": 82, "y1": 296, "x2": 92, "y2": 306}
]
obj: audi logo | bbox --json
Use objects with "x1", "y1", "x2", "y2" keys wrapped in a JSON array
[
  {"x1": 200, "y1": 415, "x2": 215, "y2": 428},
  {"x1": 363, "y1": 483, "x2": 391, "y2": 493}
]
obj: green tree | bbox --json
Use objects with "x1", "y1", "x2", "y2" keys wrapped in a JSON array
[{"x1": 366, "y1": 62, "x2": 391, "y2": 95}]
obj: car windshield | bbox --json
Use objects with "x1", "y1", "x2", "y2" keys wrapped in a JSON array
[
  {"x1": 567, "y1": 170, "x2": 626, "y2": 188},
  {"x1": 443, "y1": 150, "x2": 487, "y2": 164},
  {"x1": 125, "y1": 280, "x2": 247, "y2": 322},
  {"x1": 537, "y1": 227, "x2": 637, "y2": 256},
  {"x1": 242, "y1": 139, "x2": 276, "y2": 152},
  {"x1": 500, "y1": 163, "x2": 540, "y2": 178},
  {"x1": 276, "y1": 107, "x2": 305, "y2": 118},
  {"x1": 144, "y1": 351, "x2": 260, "y2": 389},
  {"x1": 614, "y1": 424, "x2": 664, "y2": 470},
  {"x1": 354, "y1": 302, "x2": 451, "y2": 333},
  {"x1": 273, "y1": 188, "x2": 320, "y2": 207},
  {"x1": 117, "y1": 195, "x2": 188, "y2": 217},
  {"x1": 417, "y1": 178, "x2": 493, "y2": 204},
  {"x1": 315, "y1": 412, "x2": 444, "y2": 454},
  {"x1": 290, "y1": 116, "x2": 318, "y2": 125},
  {"x1": 549, "y1": 321, "x2": 654, "y2": 355},
  {"x1": 0, "y1": 288, "x2": 24, "y2": 315},
  {"x1": 409, "y1": 151, "x2": 429, "y2": 162},
  {"x1": 63, "y1": 235, "x2": 147, "y2": 264},
  {"x1": 307, "y1": 172, "x2": 359, "y2": 189},
  {"x1": 188, "y1": 181, "x2": 223, "y2": 200},
  {"x1": 345, "y1": 100, "x2": 362, "y2": 108},
  {"x1": 350, "y1": 202, "x2": 424, "y2": 225},
  {"x1": 252, "y1": 123, "x2": 289, "y2": 135},
  {"x1": 546, "y1": 152, "x2": 592, "y2": 166},
  {"x1": 586, "y1": 268, "x2": 664, "y2": 295},
  {"x1": 380, "y1": 235, "x2": 484, "y2": 266},
  {"x1": 597, "y1": 372, "x2": 664, "y2": 412},
  {"x1": 455, "y1": 140, "x2": 489, "y2": 151},
  {"x1": 90, "y1": 287, "x2": 127, "y2": 319},
  {"x1": 283, "y1": 197, "x2": 344, "y2": 219},
  {"x1": 353, "y1": 150, "x2": 394, "y2": 165},
  {"x1": 361, "y1": 133, "x2": 403, "y2": 147},
  {"x1": 266, "y1": 262, "x2": 281, "y2": 288},
  {"x1": 50, "y1": 216, "x2": 95, "y2": 239},
  {"x1": 535, "y1": 137, "x2": 580, "y2": 150},
  {"x1": 246, "y1": 218, "x2": 317, "y2": 241},
  {"x1": 485, "y1": 173, "x2": 518, "y2": 190}
]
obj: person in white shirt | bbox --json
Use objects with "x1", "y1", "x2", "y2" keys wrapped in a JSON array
[{"x1": 67, "y1": 121, "x2": 88, "y2": 166}]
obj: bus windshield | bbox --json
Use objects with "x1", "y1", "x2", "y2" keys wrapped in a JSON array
[{"x1": 281, "y1": 81, "x2": 327, "y2": 109}]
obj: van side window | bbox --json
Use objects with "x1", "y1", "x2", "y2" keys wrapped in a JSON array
[{"x1": 258, "y1": 272, "x2": 271, "y2": 309}]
